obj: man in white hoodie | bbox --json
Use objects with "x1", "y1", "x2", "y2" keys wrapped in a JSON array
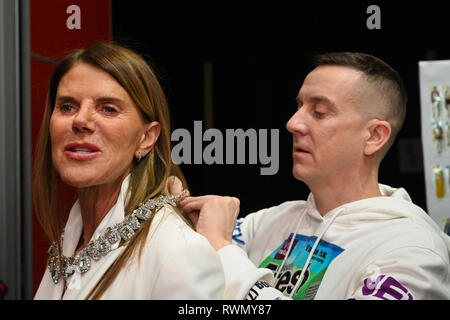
[{"x1": 179, "y1": 52, "x2": 450, "y2": 300}]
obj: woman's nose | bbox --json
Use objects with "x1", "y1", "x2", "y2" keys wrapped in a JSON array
[{"x1": 72, "y1": 104, "x2": 95, "y2": 134}]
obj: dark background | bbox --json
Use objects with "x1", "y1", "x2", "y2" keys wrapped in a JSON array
[{"x1": 111, "y1": 1, "x2": 450, "y2": 216}]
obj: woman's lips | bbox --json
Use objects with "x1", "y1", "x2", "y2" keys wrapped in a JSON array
[{"x1": 64, "y1": 143, "x2": 101, "y2": 160}]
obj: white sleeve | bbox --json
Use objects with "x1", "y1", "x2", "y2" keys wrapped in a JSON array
[
  {"x1": 349, "y1": 246, "x2": 450, "y2": 300},
  {"x1": 232, "y1": 217, "x2": 253, "y2": 250},
  {"x1": 231, "y1": 209, "x2": 268, "y2": 251},
  {"x1": 225, "y1": 209, "x2": 293, "y2": 300},
  {"x1": 218, "y1": 245, "x2": 291, "y2": 300},
  {"x1": 152, "y1": 242, "x2": 226, "y2": 299}
]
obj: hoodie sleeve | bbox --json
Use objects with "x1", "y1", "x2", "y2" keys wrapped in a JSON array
[
  {"x1": 231, "y1": 216, "x2": 253, "y2": 250},
  {"x1": 218, "y1": 209, "x2": 292, "y2": 300},
  {"x1": 348, "y1": 246, "x2": 450, "y2": 300},
  {"x1": 217, "y1": 245, "x2": 281, "y2": 299}
]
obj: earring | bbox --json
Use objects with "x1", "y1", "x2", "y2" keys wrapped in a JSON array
[{"x1": 137, "y1": 151, "x2": 147, "y2": 162}]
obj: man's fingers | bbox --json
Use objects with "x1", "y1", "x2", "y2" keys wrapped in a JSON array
[
  {"x1": 178, "y1": 196, "x2": 206, "y2": 208},
  {"x1": 163, "y1": 176, "x2": 181, "y2": 195},
  {"x1": 187, "y1": 211, "x2": 200, "y2": 227},
  {"x1": 178, "y1": 197, "x2": 205, "y2": 213},
  {"x1": 162, "y1": 176, "x2": 190, "y2": 196},
  {"x1": 178, "y1": 195, "x2": 241, "y2": 251},
  {"x1": 179, "y1": 196, "x2": 240, "y2": 217}
]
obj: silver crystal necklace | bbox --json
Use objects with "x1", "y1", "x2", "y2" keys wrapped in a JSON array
[{"x1": 47, "y1": 194, "x2": 184, "y2": 285}]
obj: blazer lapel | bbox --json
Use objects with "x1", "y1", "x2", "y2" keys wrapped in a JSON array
[{"x1": 62, "y1": 245, "x2": 127, "y2": 299}]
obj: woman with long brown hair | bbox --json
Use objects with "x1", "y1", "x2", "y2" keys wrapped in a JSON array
[{"x1": 33, "y1": 42, "x2": 225, "y2": 299}]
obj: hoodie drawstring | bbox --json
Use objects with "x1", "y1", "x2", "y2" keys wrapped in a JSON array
[
  {"x1": 275, "y1": 208, "x2": 306, "y2": 281},
  {"x1": 288, "y1": 207, "x2": 345, "y2": 298}
]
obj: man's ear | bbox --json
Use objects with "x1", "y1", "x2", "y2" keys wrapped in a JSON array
[
  {"x1": 136, "y1": 121, "x2": 161, "y2": 157},
  {"x1": 364, "y1": 119, "x2": 391, "y2": 156}
]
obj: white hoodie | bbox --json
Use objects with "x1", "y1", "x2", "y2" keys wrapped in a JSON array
[{"x1": 218, "y1": 184, "x2": 450, "y2": 300}]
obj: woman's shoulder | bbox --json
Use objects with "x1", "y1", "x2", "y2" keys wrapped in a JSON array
[
  {"x1": 146, "y1": 204, "x2": 214, "y2": 252},
  {"x1": 136, "y1": 206, "x2": 225, "y2": 299}
]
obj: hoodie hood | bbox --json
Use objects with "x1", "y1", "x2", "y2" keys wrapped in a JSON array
[{"x1": 306, "y1": 183, "x2": 450, "y2": 252}]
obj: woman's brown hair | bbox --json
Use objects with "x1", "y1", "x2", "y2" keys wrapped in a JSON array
[{"x1": 32, "y1": 42, "x2": 191, "y2": 299}]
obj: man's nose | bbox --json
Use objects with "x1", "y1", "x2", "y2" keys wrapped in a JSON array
[{"x1": 286, "y1": 108, "x2": 307, "y2": 135}]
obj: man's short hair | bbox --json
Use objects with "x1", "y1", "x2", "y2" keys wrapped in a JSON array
[{"x1": 313, "y1": 52, "x2": 407, "y2": 151}]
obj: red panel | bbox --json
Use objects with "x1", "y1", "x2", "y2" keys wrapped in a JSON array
[
  {"x1": 30, "y1": 0, "x2": 111, "y2": 61},
  {"x1": 30, "y1": 58, "x2": 54, "y2": 147},
  {"x1": 30, "y1": 0, "x2": 111, "y2": 295},
  {"x1": 31, "y1": 57, "x2": 54, "y2": 293}
]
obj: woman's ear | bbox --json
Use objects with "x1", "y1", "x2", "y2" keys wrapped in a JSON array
[
  {"x1": 136, "y1": 121, "x2": 161, "y2": 159},
  {"x1": 364, "y1": 119, "x2": 391, "y2": 156}
]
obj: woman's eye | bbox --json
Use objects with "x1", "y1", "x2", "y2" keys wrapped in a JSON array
[
  {"x1": 101, "y1": 105, "x2": 118, "y2": 114},
  {"x1": 59, "y1": 104, "x2": 76, "y2": 113}
]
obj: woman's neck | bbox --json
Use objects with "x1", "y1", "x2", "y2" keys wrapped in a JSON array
[{"x1": 76, "y1": 177, "x2": 125, "y2": 250}]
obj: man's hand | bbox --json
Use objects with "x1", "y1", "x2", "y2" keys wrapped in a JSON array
[
  {"x1": 178, "y1": 195, "x2": 240, "y2": 251},
  {"x1": 163, "y1": 176, "x2": 188, "y2": 196}
]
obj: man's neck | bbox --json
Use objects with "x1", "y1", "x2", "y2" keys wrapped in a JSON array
[{"x1": 308, "y1": 170, "x2": 382, "y2": 216}]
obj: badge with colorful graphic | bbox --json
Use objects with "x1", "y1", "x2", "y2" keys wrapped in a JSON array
[{"x1": 259, "y1": 233, "x2": 344, "y2": 300}]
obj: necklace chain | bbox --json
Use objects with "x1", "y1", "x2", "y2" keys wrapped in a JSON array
[{"x1": 47, "y1": 194, "x2": 185, "y2": 285}]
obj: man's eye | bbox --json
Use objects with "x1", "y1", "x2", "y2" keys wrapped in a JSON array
[{"x1": 314, "y1": 111, "x2": 325, "y2": 118}]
